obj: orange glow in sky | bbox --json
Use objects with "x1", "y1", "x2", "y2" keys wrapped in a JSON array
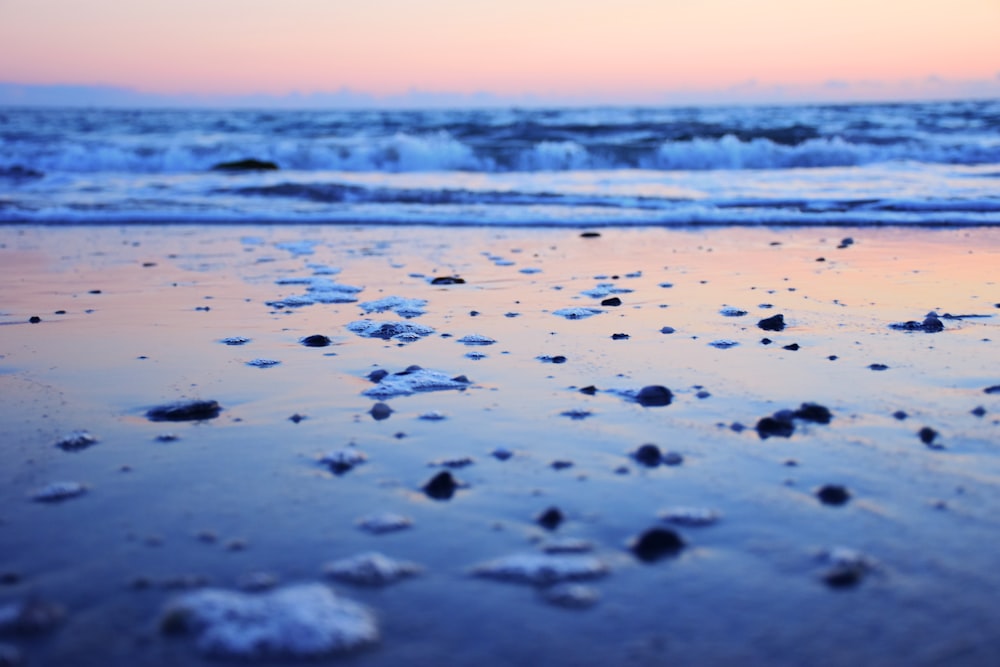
[{"x1": 1, "y1": 0, "x2": 998, "y2": 103}]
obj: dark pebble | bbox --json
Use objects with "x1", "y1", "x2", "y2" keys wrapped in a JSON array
[
  {"x1": 984, "y1": 385, "x2": 1000, "y2": 395},
  {"x1": 579, "y1": 385, "x2": 597, "y2": 395},
  {"x1": 660, "y1": 326, "x2": 675, "y2": 334},
  {"x1": 431, "y1": 276, "x2": 465, "y2": 285},
  {"x1": 889, "y1": 313, "x2": 944, "y2": 333},
  {"x1": 636, "y1": 385, "x2": 673, "y2": 407},
  {"x1": 146, "y1": 399, "x2": 221, "y2": 422},
  {"x1": 601, "y1": 297, "x2": 622, "y2": 307},
  {"x1": 28, "y1": 316, "x2": 41, "y2": 324},
  {"x1": 662, "y1": 452, "x2": 684, "y2": 466},
  {"x1": 783, "y1": 343, "x2": 800, "y2": 351},
  {"x1": 893, "y1": 410, "x2": 908, "y2": 420},
  {"x1": 794, "y1": 403, "x2": 832, "y2": 424},
  {"x1": 758, "y1": 314, "x2": 785, "y2": 331},
  {"x1": 536, "y1": 507, "x2": 564, "y2": 531},
  {"x1": 827, "y1": 355, "x2": 838, "y2": 361},
  {"x1": 868, "y1": 363, "x2": 889, "y2": 371},
  {"x1": 971, "y1": 406, "x2": 986, "y2": 417},
  {"x1": 368, "y1": 369, "x2": 389, "y2": 382},
  {"x1": 824, "y1": 566, "x2": 863, "y2": 588},
  {"x1": 423, "y1": 471, "x2": 459, "y2": 500},
  {"x1": 633, "y1": 443, "x2": 662, "y2": 467},
  {"x1": 538, "y1": 355, "x2": 567, "y2": 364},
  {"x1": 288, "y1": 413, "x2": 306, "y2": 424},
  {"x1": 917, "y1": 426, "x2": 940, "y2": 447},
  {"x1": 837, "y1": 237, "x2": 854, "y2": 249},
  {"x1": 630, "y1": 527, "x2": 685, "y2": 562},
  {"x1": 756, "y1": 415, "x2": 795, "y2": 439},
  {"x1": 580, "y1": 231, "x2": 601, "y2": 238},
  {"x1": 761, "y1": 338, "x2": 773, "y2": 345},
  {"x1": 300, "y1": 334, "x2": 332, "y2": 347},
  {"x1": 816, "y1": 485, "x2": 851, "y2": 506},
  {"x1": 611, "y1": 333, "x2": 630, "y2": 340},
  {"x1": 370, "y1": 403, "x2": 392, "y2": 421},
  {"x1": 550, "y1": 460, "x2": 574, "y2": 470},
  {"x1": 211, "y1": 158, "x2": 279, "y2": 172}
]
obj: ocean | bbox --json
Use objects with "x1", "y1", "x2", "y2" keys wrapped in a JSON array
[{"x1": 1, "y1": 100, "x2": 999, "y2": 225}]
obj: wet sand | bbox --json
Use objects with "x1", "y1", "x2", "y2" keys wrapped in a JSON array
[{"x1": 1, "y1": 224, "x2": 999, "y2": 666}]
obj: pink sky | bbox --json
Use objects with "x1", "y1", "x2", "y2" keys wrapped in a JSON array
[{"x1": 1, "y1": 0, "x2": 998, "y2": 104}]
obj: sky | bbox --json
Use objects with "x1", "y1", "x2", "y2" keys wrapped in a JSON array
[{"x1": 1, "y1": 0, "x2": 999, "y2": 107}]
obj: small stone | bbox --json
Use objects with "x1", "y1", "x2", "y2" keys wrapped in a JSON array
[
  {"x1": 428, "y1": 456, "x2": 474, "y2": 468},
  {"x1": 611, "y1": 333, "x2": 630, "y2": 340},
  {"x1": 491, "y1": 447, "x2": 513, "y2": 461},
  {"x1": 369, "y1": 403, "x2": 392, "y2": 421},
  {"x1": 633, "y1": 443, "x2": 662, "y2": 467},
  {"x1": 819, "y1": 547, "x2": 875, "y2": 589},
  {"x1": 580, "y1": 231, "x2": 601, "y2": 238},
  {"x1": 709, "y1": 339, "x2": 739, "y2": 349},
  {"x1": 660, "y1": 326, "x2": 675, "y2": 334},
  {"x1": 971, "y1": 406, "x2": 987, "y2": 417},
  {"x1": 601, "y1": 297, "x2": 622, "y2": 307},
  {"x1": 423, "y1": 471, "x2": 459, "y2": 500},
  {"x1": 816, "y1": 485, "x2": 851, "y2": 506},
  {"x1": 793, "y1": 403, "x2": 832, "y2": 424},
  {"x1": 984, "y1": 385, "x2": 1000, "y2": 395},
  {"x1": 320, "y1": 448, "x2": 367, "y2": 475},
  {"x1": 761, "y1": 337, "x2": 773, "y2": 345},
  {"x1": 155, "y1": 433, "x2": 181, "y2": 442},
  {"x1": 868, "y1": 363, "x2": 889, "y2": 371},
  {"x1": 146, "y1": 400, "x2": 221, "y2": 422},
  {"x1": 430, "y1": 276, "x2": 465, "y2": 285},
  {"x1": 300, "y1": 334, "x2": 332, "y2": 347},
  {"x1": 662, "y1": 451, "x2": 684, "y2": 466},
  {"x1": 756, "y1": 415, "x2": 794, "y2": 439},
  {"x1": 635, "y1": 385, "x2": 673, "y2": 407},
  {"x1": 536, "y1": 507, "x2": 564, "y2": 531},
  {"x1": 892, "y1": 410, "x2": 908, "y2": 420},
  {"x1": 630, "y1": 527, "x2": 685, "y2": 562},
  {"x1": 720, "y1": 307, "x2": 748, "y2": 317},
  {"x1": 537, "y1": 355, "x2": 567, "y2": 364},
  {"x1": 322, "y1": 552, "x2": 422, "y2": 586},
  {"x1": 550, "y1": 460, "x2": 574, "y2": 470},
  {"x1": 28, "y1": 316, "x2": 41, "y2": 324},
  {"x1": 758, "y1": 314, "x2": 786, "y2": 331},
  {"x1": 54, "y1": 430, "x2": 98, "y2": 451},
  {"x1": 561, "y1": 409, "x2": 592, "y2": 420},
  {"x1": 783, "y1": 343, "x2": 800, "y2": 351},
  {"x1": 579, "y1": 385, "x2": 597, "y2": 395},
  {"x1": 918, "y1": 426, "x2": 943, "y2": 449},
  {"x1": 288, "y1": 414, "x2": 306, "y2": 424}
]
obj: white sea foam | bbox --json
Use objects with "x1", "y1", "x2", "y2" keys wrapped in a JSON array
[{"x1": 160, "y1": 584, "x2": 377, "y2": 659}]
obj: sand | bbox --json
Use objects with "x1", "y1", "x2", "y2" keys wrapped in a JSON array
[{"x1": 0, "y1": 224, "x2": 998, "y2": 666}]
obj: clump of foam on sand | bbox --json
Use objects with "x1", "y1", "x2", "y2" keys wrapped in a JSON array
[{"x1": 160, "y1": 583, "x2": 377, "y2": 659}]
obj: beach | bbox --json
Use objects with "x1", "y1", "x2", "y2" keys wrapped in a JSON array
[{"x1": 1, "y1": 223, "x2": 998, "y2": 666}]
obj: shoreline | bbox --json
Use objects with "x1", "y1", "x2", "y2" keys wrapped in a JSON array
[{"x1": 1, "y1": 223, "x2": 999, "y2": 666}]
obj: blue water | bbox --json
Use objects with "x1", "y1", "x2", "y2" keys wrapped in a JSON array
[{"x1": 1, "y1": 101, "x2": 999, "y2": 225}]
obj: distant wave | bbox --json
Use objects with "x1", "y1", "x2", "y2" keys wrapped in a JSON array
[{"x1": 3, "y1": 132, "x2": 1000, "y2": 174}]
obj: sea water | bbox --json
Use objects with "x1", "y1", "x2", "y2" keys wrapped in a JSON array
[{"x1": 1, "y1": 101, "x2": 998, "y2": 225}]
